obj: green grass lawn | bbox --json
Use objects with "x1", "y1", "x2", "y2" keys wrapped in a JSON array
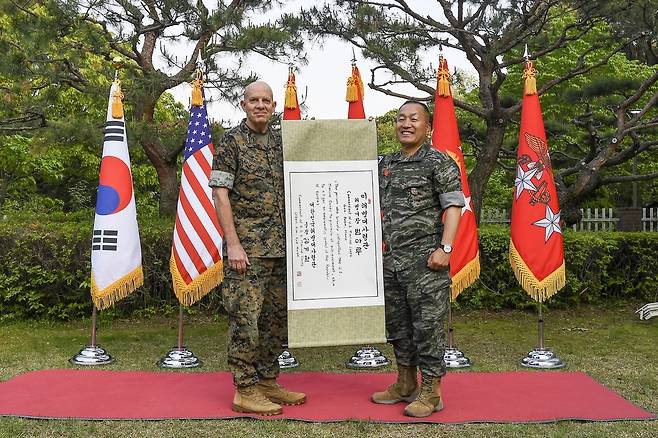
[{"x1": 1, "y1": 302, "x2": 656, "y2": 437}]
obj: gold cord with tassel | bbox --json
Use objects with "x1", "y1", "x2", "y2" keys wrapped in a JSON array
[
  {"x1": 111, "y1": 80, "x2": 124, "y2": 119},
  {"x1": 437, "y1": 60, "x2": 451, "y2": 97},
  {"x1": 346, "y1": 76, "x2": 358, "y2": 102},
  {"x1": 285, "y1": 72, "x2": 298, "y2": 109},
  {"x1": 191, "y1": 71, "x2": 203, "y2": 107},
  {"x1": 523, "y1": 60, "x2": 537, "y2": 96}
]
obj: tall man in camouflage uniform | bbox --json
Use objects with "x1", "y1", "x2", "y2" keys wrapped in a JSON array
[
  {"x1": 209, "y1": 81, "x2": 306, "y2": 416},
  {"x1": 372, "y1": 101, "x2": 463, "y2": 417}
]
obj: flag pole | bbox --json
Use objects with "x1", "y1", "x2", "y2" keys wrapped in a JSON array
[
  {"x1": 158, "y1": 305, "x2": 202, "y2": 368},
  {"x1": 344, "y1": 51, "x2": 389, "y2": 369},
  {"x1": 159, "y1": 53, "x2": 210, "y2": 369},
  {"x1": 70, "y1": 305, "x2": 114, "y2": 365},
  {"x1": 71, "y1": 56, "x2": 136, "y2": 367},
  {"x1": 521, "y1": 299, "x2": 564, "y2": 368},
  {"x1": 432, "y1": 49, "x2": 471, "y2": 368},
  {"x1": 538, "y1": 300, "x2": 544, "y2": 349},
  {"x1": 444, "y1": 301, "x2": 471, "y2": 368},
  {"x1": 516, "y1": 45, "x2": 564, "y2": 369},
  {"x1": 278, "y1": 63, "x2": 300, "y2": 369}
]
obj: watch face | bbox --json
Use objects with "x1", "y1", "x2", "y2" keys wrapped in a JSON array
[{"x1": 443, "y1": 244, "x2": 452, "y2": 253}]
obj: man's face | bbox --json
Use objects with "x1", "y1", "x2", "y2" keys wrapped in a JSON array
[
  {"x1": 396, "y1": 103, "x2": 430, "y2": 149},
  {"x1": 241, "y1": 82, "x2": 276, "y2": 128}
]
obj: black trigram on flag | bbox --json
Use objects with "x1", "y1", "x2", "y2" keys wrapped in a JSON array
[
  {"x1": 92, "y1": 230, "x2": 118, "y2": 251},
  {"x1": 104, "y1": 120, "x2": 125, "y2": 143}
]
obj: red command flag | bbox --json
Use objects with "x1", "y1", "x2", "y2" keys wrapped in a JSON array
[
  {"x1": 283, "y1": 68, "x2": 301, "y2": 120},
  {"x1": 346, "y1": 63, "x2": 366, "y2": 119},
  {"x1": 509, "y1": 60, "x2": 565, "y2": 302},
  {"x1": 170, "y1": 71, "x2": 224, "y2": 306},
  {"x1": 431, "y1": 57, "x2": 480, "y2": 299}
]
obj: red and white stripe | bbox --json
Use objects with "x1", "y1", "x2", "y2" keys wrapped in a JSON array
[{"x1": 172, "y1": 143, "x2": 223, "y2": 284}]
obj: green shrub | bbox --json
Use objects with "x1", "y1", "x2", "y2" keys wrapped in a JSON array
[
  {"x1": 455, "y1": 226, "x2": 658, "y2": 309},
  {"x1": 1, "y1": 218, "x2": 657, "y2": 321},
  {"x1": 0, "y1": 215, "x2": 224, "y2": 322}
]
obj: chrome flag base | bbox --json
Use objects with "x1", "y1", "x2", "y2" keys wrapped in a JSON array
[
  {"x1": 157, "y1": 346, "x2": 202, "y2": 369},
  {"x1": 444, "y1": 347, "x2": 472, "y2": 368},
  {"x1": 521, "y1": 347, "x2": 565, "y2": 369},
  {"x1": 70, "y1": 345, "x2": 114, "y2": 366},
  {"x1": 346, "y1": 345, "x2": 390, "y2": 369},
  {"x1": 278, "y1": 350, "x2": 300, "y2": 369}
]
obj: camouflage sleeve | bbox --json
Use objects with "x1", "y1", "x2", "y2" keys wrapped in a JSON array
[
  {"x1": 209, "y1": 132, "x2": 238, "y2": 189},
  {"x1": 432, "y1": 155, "x2": 464, "y2": 209}
]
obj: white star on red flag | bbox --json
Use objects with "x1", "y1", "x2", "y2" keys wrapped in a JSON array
[
  {"x1": 461, "y1": 193, "x2": 472, "y2": 216},
  {"x1": 532, "y1": 205, "x2": 562, "y2": 242},
  {"x1": 515, "y1": 165, "x2": 538, "y2": 199}
]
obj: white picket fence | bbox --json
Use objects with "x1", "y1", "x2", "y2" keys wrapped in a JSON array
[
  {"x1": 643, "y1": 208, "x2": 658, "y2": 232},
  {"x1": 481, "y1": 207, "x2": 658, "y2": 232},
  {"x1": 572, "y1": 208, "x2": 618, "y2": 232}
]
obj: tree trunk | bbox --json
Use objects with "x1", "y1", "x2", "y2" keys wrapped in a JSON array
[
  {"x1": 136, "y1": 94, "x2": 180, "y2": 217},
  {"x1": 558, "y1": 168, "x2": 601, "y2": 226},
  {"x1": 468, "y1": 120, "x2": 507, "y2": 223},
  {"x1": 154, "y1": 158, "x2": 179, "y2": 217}
]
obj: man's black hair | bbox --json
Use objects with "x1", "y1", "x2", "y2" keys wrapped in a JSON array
[{"x1": 398, "y1": 100, "x2": 432, "y2": 125}]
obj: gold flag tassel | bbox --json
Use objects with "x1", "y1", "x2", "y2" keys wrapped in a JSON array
[
  {"x1": 523, "y1": 60, "x2": 537, "y2": 96},
  {"x1": 191, "y1": 70, "x2": 204, "y2": 107},
  {"x1": 285, "y1": 72, "x2": 298, "y2": 109},
  {"x1": 509, "y1": 240, "x2": 565, "y2": 302},
  {"x1": 437, "y1": 59, "x2": 451, "y2": 97},
  {"x1": 346, "y1": 75, "x2": 358, "y2": 103},
  {"x1": 111, "y1": 79, "x2": 124, "y2": 119}
]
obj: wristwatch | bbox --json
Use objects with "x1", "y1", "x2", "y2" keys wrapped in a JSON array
[{"x1": 441, "y1": 244, "x2": 453, "y2": 254}]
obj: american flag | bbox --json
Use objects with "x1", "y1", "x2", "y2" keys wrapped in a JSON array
[{"x1": 170, "y1": 97, "x2": 224, "y2": 305}]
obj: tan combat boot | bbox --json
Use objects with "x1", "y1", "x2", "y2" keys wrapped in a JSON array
[
  {"x1": 371, "y1": 364, "x2": 419, "y2": 404},
  {"x1": 404, "y1": 375, "x2": 444, "y2": 417},
  {"x1": 232, "y1": 385, "x2": 283, "y2": 415},
  {"x1": 257, "y1": 378, "x2": 307, "y2": 405}
]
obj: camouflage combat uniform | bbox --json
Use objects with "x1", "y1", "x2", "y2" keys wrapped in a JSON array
[
  {"x1": 209, "y1": 119, "x2": 287, "y2": 388},
  {"x1": 379, "y1": 142, "x2": 464, "y2": 378}
]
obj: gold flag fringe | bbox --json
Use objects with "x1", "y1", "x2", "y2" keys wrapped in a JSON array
[
  {"x1": 91, "y1": 265, "x2": 143, "y2": 310},
  {"x1": 509, "y1": 240, "x2": 565, "y2": 302},
  {"x1": 170, "y1": 255, "x2": 224, "y2": 307},
  {"x1": 285, "y1": 75, "x2": 297, "y2": 109},
  {"x1": 191, "y1": 76, "x2": 203, "y2": 107},
  {"x1": 523, "y1": 60, "x2": 537, "y2": 96},
  {"x1": 450, "y1": 253, "x2": 481, "y2": 300},
  {"x1": 111, "y1": 80, "x2": 124, "y2": 119}
]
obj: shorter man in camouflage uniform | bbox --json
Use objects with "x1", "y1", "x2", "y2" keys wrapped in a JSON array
[
  {"x1": 372, "y1": 101, "x2": 463, "y2": 417},
  {"x1": 209, "y1": 81, "x2": 305, "y2": 415}
]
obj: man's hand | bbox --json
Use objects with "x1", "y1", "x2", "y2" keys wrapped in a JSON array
[
  {"x1": 427, "y1": 247, "x2": 450, "y2": 271},
  {"x1": 227, "y1": 242, "x2": 250, "y2": 275}
]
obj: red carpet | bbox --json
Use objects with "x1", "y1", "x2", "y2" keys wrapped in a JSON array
[{"x1": 0, "y1": 369, "x2": 654, "y2": 423}]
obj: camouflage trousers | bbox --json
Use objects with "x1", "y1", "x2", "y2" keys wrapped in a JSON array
[
  {"x1": 222, "y1": 257, "x2": 287, "y2": 388},
  {"x1": 383, "y1": 259, "x2": 450, "y2": 378}
]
